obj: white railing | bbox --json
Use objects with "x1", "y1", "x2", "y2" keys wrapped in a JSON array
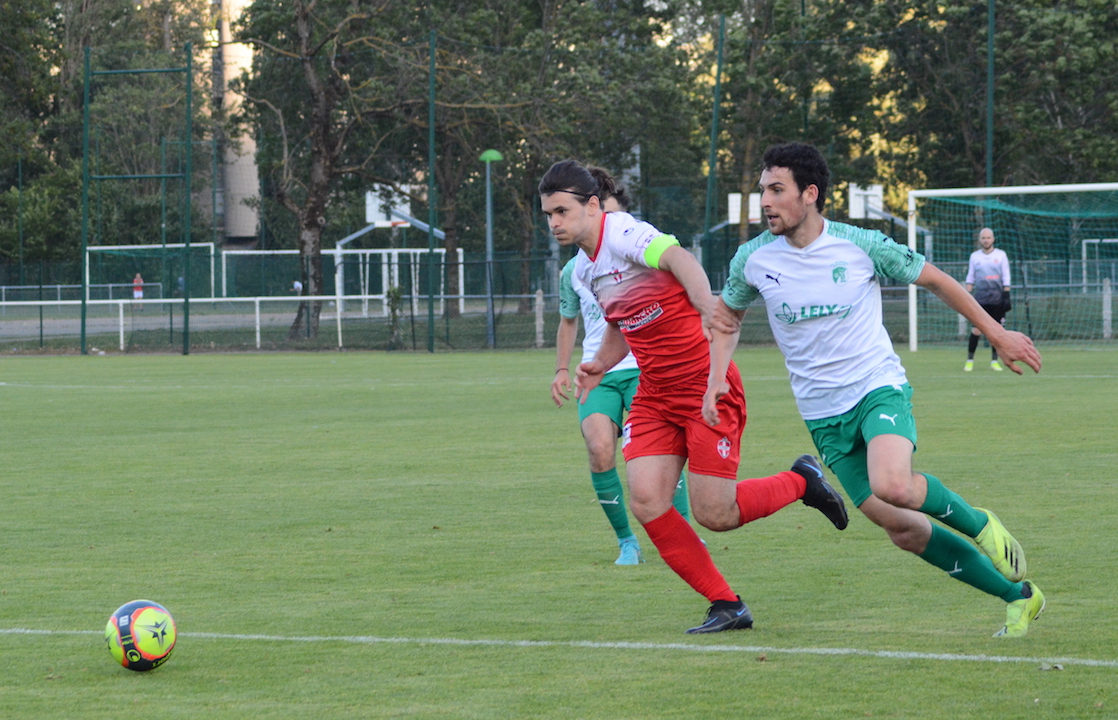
[{"x1": 0, "y1": 291, "x2": 552, "y2": 350}]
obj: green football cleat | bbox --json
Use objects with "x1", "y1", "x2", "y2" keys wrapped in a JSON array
[
  {"x1": 964, "y1": 360, "x2": 974, "y2": 372},
  {"x1": 990, "y1": 360, "x2": 1004, "y2": 371},
  {"x1": 994, "y1": 580, "x2": 1045, "y2": 638},
  {"x1": 974, "y1": 508, "x2": 1026, "y2": 582},
  {"x1": 615, "y1": 536, "x2": 643, "y2": 565}
]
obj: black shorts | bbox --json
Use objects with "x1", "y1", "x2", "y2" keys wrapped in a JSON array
[{"x1": 981, "y1": 303, "x2": 1006, "y2": 324}]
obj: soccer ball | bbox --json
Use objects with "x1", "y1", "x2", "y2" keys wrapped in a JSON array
[{"x1": 104, "y1": 600, "x2": 177, "y2": 671}]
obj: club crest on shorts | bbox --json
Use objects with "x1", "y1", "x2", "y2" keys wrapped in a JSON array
[
  {"x1": 716, "y1": 436, "x2": 731, "y2": 459},
  {"x1": 622, "y1": 422, "x2": 632, "y2": 448}
]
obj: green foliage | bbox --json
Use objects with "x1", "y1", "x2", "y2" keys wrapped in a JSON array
[
  {"x1": 1, "y1": 0, "x2": 1117, "y2": 284},
  {"x1": 0, "y1": 0, "x2": 212, "y2": 267},
  {"x1": 870, "y1": 0, "x2": 1118, "y2": 188},
  {"x1": 0, "y1": 348, "x2": 1116, "y2": 718}
]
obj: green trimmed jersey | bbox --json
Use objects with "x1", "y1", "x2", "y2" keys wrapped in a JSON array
[{"x1": 722, "y1": 220, "x2": 926, "y2": 419}]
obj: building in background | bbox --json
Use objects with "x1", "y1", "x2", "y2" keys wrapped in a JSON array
[{"x1": 211, "y1": 0, "x2": 259, "y2": 246}]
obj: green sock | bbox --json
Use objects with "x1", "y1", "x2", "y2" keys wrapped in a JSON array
[
  {"x1": 591, "y1": 469, "x2": 633, "y2": 540},
  {"x1": 672, "y1": 472, "x2": 691, "y2": 521},
  {"x1": 918, "y1": 473, "x2": 987, "y2": 537},
  {"x1": 919, "y1": 525, "x2": 1024, "y2": 601}
]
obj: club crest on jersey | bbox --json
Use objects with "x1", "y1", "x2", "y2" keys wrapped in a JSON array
[
  {"x1": 716, "y1": 436, "x2": 731, "y2": 459},
  {"x1": 618, "y1": 303, "x2": 663, "y2": 332},
  {"x1": 831, "y1": 262, "x2": 848, "y2": 285}
]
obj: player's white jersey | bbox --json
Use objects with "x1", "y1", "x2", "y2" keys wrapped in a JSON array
[
  {"x1": 559, "y1": 256, "x2": 639, "y2": 372},
  {"x1": 965, "y1": 247, "x2": 1010, "y2": 306},
  {"x1": 722, "y1": 220, "x2": 926, "y2": 420}
]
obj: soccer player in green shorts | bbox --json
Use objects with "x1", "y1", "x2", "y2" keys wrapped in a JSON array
[
  {"x1": 552, "y1": 174, "x2": 690, "y2": 565},
  {"x1": 706, "y1": 142, "x2": 1046, "y2": 637}
]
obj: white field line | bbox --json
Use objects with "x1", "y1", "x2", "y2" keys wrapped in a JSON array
[{"x1": 4, "y1": 628, "x2": 1116, "y2": 669}]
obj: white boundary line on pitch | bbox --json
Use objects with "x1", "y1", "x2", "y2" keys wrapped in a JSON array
[{"x1": 4, "y1": 628, "x2": 1117, "y2": 669}]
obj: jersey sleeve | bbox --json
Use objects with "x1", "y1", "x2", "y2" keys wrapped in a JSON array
[
  {"x1": 558, "y1": 258, "x2": 580, "y2": 320},
  {"x1": 721, "y1": 235, "x2": 766, "y2": 311},
  {"x1": 831, "y1": 223, "x2": 926, "y2": 284},
  {"x1": 608, "y1": 213, "x2": 679, "y2": 270},
  {"x1": 965, "y1": 253, "x2": 977, "y2": 285},
  {"x1": 1000, "y1": 251, "x2": 1011, "y2": 287}
]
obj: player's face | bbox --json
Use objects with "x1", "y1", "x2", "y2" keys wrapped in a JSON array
[
  {"x1": 759, "y1": 166, "x2": 816, "y2": 237},
  {"x1": 978, "y1": 228, "x2": 995, "y2": 250},
  {"x1": 541, "y1": 191, "x2": 599, "y2": 250}
]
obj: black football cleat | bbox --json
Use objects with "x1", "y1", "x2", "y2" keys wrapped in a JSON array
[
  {"x1": 793, "y1": 454, "x2": 849, "y2": 530},
  {"x1": 685, "y1": 597, "x2": 754, "y2": 634}
]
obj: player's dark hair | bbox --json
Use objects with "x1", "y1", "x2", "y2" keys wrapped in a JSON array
[
  {"x1": 538, "y1": 160, "x2": 599, "y2": 205},
  {"x1": 586, "y1": 165, "x2": 627, "y2": 210},
  {"x1": 762, "y1": 142, "x2": 829, "y2": 212}
]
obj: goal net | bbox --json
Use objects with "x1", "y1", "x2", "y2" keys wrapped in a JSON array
[
  {"x1": 906, "y1": 183, "x2": 1118, "y2": 348},
  {"x1": 86, "y1": 243, "x2": 216, "y2": 299}
]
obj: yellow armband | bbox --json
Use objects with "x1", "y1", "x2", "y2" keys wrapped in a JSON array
[{"x1": 643, "y1": 234, "x2": 680, "y2": 269}]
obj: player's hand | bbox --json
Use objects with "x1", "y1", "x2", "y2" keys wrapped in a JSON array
[
  {"x1": 575, "y1": 361, "x2": 606, "y2": 404},
  {"x1": 706, "y1": 299, "x2": 742, "y2": 336},
  {"x1": 702, "y1": 381, "x2": 730, "y2": 427},
  {"x1": 551, "y1": 368, "x2": 572, "y2": 407},
  {"x1": 992, "y1": 330, "x2": 1042, "y2": 375}
]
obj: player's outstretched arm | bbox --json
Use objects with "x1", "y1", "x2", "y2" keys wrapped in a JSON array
[
  {"x1": 703, "y1": 298, "x2": 745, "y2": 427},
  {"x1": 552, "y1": 316, "x2": 579, "y2": 407},
  {"x1": 576, "y1": 322, "x2": 629, "y2": 403},
  {"x1": 916, "y1": 263, "x2": 1042, "y2": 374}
]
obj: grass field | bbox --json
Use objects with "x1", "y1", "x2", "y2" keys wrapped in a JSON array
[{"x1": 1, "y1": 346, "x2": 1116, "y2": 719}]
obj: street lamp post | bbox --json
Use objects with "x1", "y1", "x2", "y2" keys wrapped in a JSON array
[{"x1": 480, "y1": 149, "x2": 503, "y2": 348}]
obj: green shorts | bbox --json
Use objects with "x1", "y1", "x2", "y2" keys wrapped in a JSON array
[
  {"x1": 804, "y1": 383, "x2": 918, "y2": 507},
  {"x1": 578, "y1": 368, "x2": 640, "y2": 429}
]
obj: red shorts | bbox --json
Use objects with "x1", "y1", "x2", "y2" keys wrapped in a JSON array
[{"x1": 621, "y1": 362, "x2": 746, "y2": 479}]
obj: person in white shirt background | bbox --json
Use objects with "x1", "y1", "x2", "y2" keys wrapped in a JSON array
[{"x1": 964, "y1": 227, "x2": 1012, "y2": 371}]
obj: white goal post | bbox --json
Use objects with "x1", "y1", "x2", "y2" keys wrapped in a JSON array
[
  {"x1": 220, "y1": 247, "x2": 466, "y2": 316},
  {"x1": 86, "y1": 242, "x2": 216, "y2": 299},
  {"x1": 905, "y1": 182, "x2": 1118, "y2": 351}
]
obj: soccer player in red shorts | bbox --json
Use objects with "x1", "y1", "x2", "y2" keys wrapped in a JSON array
[{"x1": 539, "y1": 160, "x2": 849, "y2": 633}]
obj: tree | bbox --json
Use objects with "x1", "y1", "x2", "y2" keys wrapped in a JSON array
[
  {"x1": 0, "y1": 0, "x2": 210, "y2": 271},
  {"x1": 234, "y1": 0, "x2": 404, "y2": 338},
  {"x1": 483, "y1": 0, "x2": 703, "y2": 308},
  {"x1": 995, "y1": 0, "x2": 1118, "y2": 184},
  {"x1": 870, "y1": 0, "x2": 1118, "y2": 189},
  {"x1": 675, "y1": 0, "x2": 878, "y2": 244}
]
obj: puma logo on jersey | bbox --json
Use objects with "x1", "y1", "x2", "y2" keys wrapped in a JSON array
[
  {"x1": 879, "y1": 413, "x2": 898, "y2": 425},
  {"x1": 765, "y1": 273, "x2": 782, "y2": 285}
]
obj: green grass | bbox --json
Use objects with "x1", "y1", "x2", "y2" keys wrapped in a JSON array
[{"x1": 0, "y1": 347, "x2": 1115, "y2": 719}]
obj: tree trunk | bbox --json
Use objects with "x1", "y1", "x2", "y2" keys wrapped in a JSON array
[
  {"x1": 284, "y1": 0, "x2": 336, "y2": 339},
  {"x1": 288, "y1": 218, "x2": 324, "y2": 339}
]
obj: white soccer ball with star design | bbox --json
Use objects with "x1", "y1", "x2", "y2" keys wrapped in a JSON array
[{"x1": 104, "y1": 599, "x2": 177, "y2": 671}]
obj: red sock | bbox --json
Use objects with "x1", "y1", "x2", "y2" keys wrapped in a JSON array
[
  {"x1": 736, "y1": 470, "x2": 806, "y2": 525},
  {"x1": 643, "y1": 508, "x2": 737, "y2": 603}
]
